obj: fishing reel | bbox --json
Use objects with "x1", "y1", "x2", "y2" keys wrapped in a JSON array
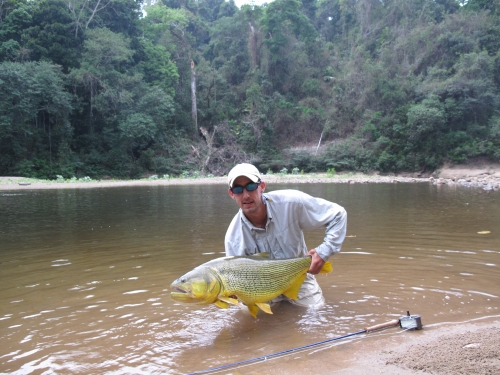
[
  {"x1": 366, "y1": 310, "x2": 423, "y2": 333},
  {"x1": 398, "y1": 311, "x2": 423, "y2": 330}
]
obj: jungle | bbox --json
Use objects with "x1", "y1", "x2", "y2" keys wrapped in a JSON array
[{"x1": 0, "y1": 0, "x2": 499, "y2": 179}]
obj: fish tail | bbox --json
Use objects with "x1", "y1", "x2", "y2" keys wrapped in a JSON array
[{"x1": 319, "y1": 261, "x2": 333, "y2": 274}]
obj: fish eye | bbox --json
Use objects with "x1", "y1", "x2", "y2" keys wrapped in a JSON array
[{"x1": 180, "y1": 278, "x2": 186, "y2": 283}]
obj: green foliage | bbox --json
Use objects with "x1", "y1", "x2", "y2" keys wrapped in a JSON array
[
  {"x1": 0, "y1": 61, "x2": 72, "y2": 178},
  {"x1": 119, "y1": 113, "x2": 156, "y2": 141},
  {"x1": 24, "y1": 0, "x2": 83, "y2": 70},
  {"x1": 1, "y1": 0, "x2": 500, "y2": 178}
]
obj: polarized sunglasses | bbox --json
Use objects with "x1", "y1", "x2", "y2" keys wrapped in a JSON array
[{"x1": 229, "y1": 181, "x2": 261, "y2": 194}]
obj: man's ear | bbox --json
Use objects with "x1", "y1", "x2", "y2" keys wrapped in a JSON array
[
  {"x1": 260, "y1": 181, "x2": 266, "y2": 193},
  {"x1": 228, "y1": 189, "x2": 235, "y2": 200}
]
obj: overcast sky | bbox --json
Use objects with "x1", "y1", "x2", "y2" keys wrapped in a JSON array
[{"x1": 233, "y1": 0, "x2": 273, "y2": 8}]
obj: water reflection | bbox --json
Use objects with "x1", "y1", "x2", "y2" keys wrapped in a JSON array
[{"x1": 0, "y1": 183, "x2": 499, "y2": 374}]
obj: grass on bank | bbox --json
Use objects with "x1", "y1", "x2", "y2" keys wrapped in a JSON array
[{"x1": 0, "y1": 168, "x2": 390, "y2": 186}]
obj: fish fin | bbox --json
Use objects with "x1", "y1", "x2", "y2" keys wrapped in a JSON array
[
  {"x1": 319, "y1": 261, "x2": 333, "y2": 274},
  {"x1": 250, "y1": 252, "x2": 270, "y2": 259},
  {"x1": 256, "y1": 303, "x2": 273, "y2": 315},
  {"x1": 283, "y1": 273, "x2": 307, "y2": 300},
  {"x1": 214, "y1": 300, "x2": 230, "y2": 309},
  {"x1": 247, "y1": 304, "x2": 259, "y2": 318},
  {"x1": 218, "y1": 296, "x2": 241, "y2": 306}
]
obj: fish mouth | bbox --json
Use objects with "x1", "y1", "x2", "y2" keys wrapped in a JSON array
[
  {"x1": 170, "y1": 286, "x2": 197, "y2": 302},
  {"x1": 171, "y1": 286, "x2": 192, "y2": 296},
  {"x1": 172, "y1": 286, "x2": 188, "y2": 294}
]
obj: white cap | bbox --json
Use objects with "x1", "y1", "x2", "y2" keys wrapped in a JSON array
[{"x1": 227, "y1": 163, "x2": 262, "y2": 187}]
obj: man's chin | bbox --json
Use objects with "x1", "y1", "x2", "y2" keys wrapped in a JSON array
[{"x1": 241, "y1": 204, "x2": 256, "y2": 213}]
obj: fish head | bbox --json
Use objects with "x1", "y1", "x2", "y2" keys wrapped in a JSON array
[{"x1": 170, "y1": 267, "x2": 221, "y2": 305}]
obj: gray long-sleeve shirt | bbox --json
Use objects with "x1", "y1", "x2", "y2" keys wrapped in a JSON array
[{"x1": 224, "y1": 189, "x2": 347, "y2": 300}]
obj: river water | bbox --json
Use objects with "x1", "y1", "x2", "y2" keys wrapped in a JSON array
[{"x1": 0, "y1": 182, "x2": 499, "y2": 374}]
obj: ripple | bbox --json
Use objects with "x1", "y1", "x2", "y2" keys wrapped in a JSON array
[
  {"x1": 123, "y1": 290, "x2": 148, "y2": 294},
  {"x1": 115, "y1": 304, "x2": 144, "y2": 309},
  {"x1": 341, "y1": 251, "x2": 373, "y2": 255},
  {"x1": 22, "y1": 314, "x2": 41, "y2": 319},
  {"x1": 467, "y1": 290, "x2": 498, "y2": 298},
  {"x1": 428, "y1": 288, "x2": 464, "y2": 297},
  {"x1": 12, "y1": 348, "x2": 40, "y2": 360}
]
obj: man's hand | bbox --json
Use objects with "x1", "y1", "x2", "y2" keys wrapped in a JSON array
[{"x1": 307, "y1": 249, "x2": 325, "y2": 274}]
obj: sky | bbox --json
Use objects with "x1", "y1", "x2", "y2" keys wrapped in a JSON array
[{"x1": 233, "y1": 0, "x2": 273, "y2": 8}]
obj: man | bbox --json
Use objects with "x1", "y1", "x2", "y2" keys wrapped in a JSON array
[{"x1": 224, "y1": 163, "x2": 347, "y2": 308}]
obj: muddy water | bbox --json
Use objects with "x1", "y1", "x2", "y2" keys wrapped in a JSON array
[{"x1": 0, "y1": 183, "x2": 499, "y2": 374}]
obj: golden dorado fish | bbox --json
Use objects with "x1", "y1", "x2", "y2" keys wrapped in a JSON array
[{"x1": 170, "y1": 253, "x2": 332, "y2": 318}]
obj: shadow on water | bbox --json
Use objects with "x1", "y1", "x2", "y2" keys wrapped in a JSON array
[{"x1": 0, "y1": 183, "x2": 499, "y2": 374}]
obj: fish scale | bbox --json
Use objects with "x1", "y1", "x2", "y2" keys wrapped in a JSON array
[
  {"x1": 170, "y1": 254, "x2": 332, "y2": 317},
  {"x1": 212, "y1": 256, "x2": 312, "y2": 302}
]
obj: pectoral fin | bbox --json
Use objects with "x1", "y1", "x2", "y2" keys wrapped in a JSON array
[
  {"x1": 283, "y1": 273, "x2": 307, "y2": 300},
  {"x1": 256, "y1": 303, "x2": 273, "y2": 315},
  {"x1": 218, "y1": 296, "x2": 241, "y2": 306},
  {"x1": 214, "y1": 300, "x2": 230, "y2": 309}
]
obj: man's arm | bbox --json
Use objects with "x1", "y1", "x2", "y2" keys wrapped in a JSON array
[{"x1": 298, "y1": 192, "x2": 348, "y2": 266}]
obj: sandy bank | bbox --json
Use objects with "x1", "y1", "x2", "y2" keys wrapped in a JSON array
[
  {"x1": 239, "y1": 317, "x2": 500, "y2": 375},
  {"x1": 2, "y1": 162, "x2": 500, "y2": 191}
]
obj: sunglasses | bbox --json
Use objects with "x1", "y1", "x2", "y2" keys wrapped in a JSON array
[{"x1": 229, "y1": 181, "x2": 261, "y2": 194}]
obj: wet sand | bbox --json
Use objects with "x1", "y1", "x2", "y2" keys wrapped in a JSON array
[
  {"x1": 221, "y1": 317, "x2": 500, "y2": 375},
  {"x1": 330, "y1": 317, "x2": 500, "y2": 375}
]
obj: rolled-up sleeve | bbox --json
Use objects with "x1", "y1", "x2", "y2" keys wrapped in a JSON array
[{"x1": 298, "y1": 193, "x2": 347, "y2": 261}]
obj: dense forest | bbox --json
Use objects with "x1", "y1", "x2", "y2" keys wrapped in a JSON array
[{"x1": 0, "y1": 0, "x2": 499, "y2": 179}]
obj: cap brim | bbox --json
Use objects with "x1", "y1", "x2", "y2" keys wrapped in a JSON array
[{"x1": 228, "y1": 173, "x2": 260, "y2": 188}]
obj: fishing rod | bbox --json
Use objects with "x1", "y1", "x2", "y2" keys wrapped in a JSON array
[{"x1": 186, "y1": 312, "x2": 422, "y2": 375}]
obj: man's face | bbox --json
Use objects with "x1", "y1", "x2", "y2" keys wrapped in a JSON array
[{"x1": 228, "y1": 176, "x2": 266, "y2": 216}]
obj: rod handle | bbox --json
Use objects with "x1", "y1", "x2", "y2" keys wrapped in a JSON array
[{"x1": 365, "y1": 319, "x2": 400, "y2": 333}]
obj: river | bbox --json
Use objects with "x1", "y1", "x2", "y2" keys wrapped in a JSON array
[{"x1": 0, "y1": 182, "x2": 499, "y2": 374}]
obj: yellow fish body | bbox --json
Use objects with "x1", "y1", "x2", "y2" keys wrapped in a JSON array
[{"x1": 170, "y1": 253, "x2": 332, "y2": 317}]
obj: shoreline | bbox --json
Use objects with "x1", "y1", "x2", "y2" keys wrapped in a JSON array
[{"x1": 2, "y1": 164, "x2": 500, "y2": 191}]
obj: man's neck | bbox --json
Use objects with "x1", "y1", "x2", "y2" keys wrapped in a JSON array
[
  {"x1": 249, "y1": 214, "x2": 267, "y2": 229},
  {"x1": 245, "y1": 206, "x2": 268, "y2": 229}
]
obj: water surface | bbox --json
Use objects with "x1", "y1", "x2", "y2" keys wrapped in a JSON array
[{"x1": 1, "y1": 183, "x2": 499, "y2": 374}]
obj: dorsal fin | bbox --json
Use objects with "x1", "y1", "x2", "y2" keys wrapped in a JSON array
[{"x1": 249, "y1": 252, "x2": 270, "y2": 259}]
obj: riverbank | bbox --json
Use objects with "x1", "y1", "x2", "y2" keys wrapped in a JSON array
[
  {"x1": 2, "y1": 162, "x2": 500, "y2": 190},
  {"x1": 295, "y1": 317, "x2": 500, "y2": 375}
]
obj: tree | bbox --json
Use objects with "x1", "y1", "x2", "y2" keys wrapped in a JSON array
[
  {"x1": 68, "y1": 0, "x2": 142, "y2": 38},
  {"x1": 0, "y1": 2, "x2": 31, "y2": 61},
  {"x1": 23, "y1": 0, "x2": 83, "y2": 70},
  {"x1": 0, "y1": 61, "x2": 73, "y2": 177}
]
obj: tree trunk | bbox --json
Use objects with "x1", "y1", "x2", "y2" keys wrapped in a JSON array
[{"x1": 190, "y1": 60, "x2": 197, "y2": 132}]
